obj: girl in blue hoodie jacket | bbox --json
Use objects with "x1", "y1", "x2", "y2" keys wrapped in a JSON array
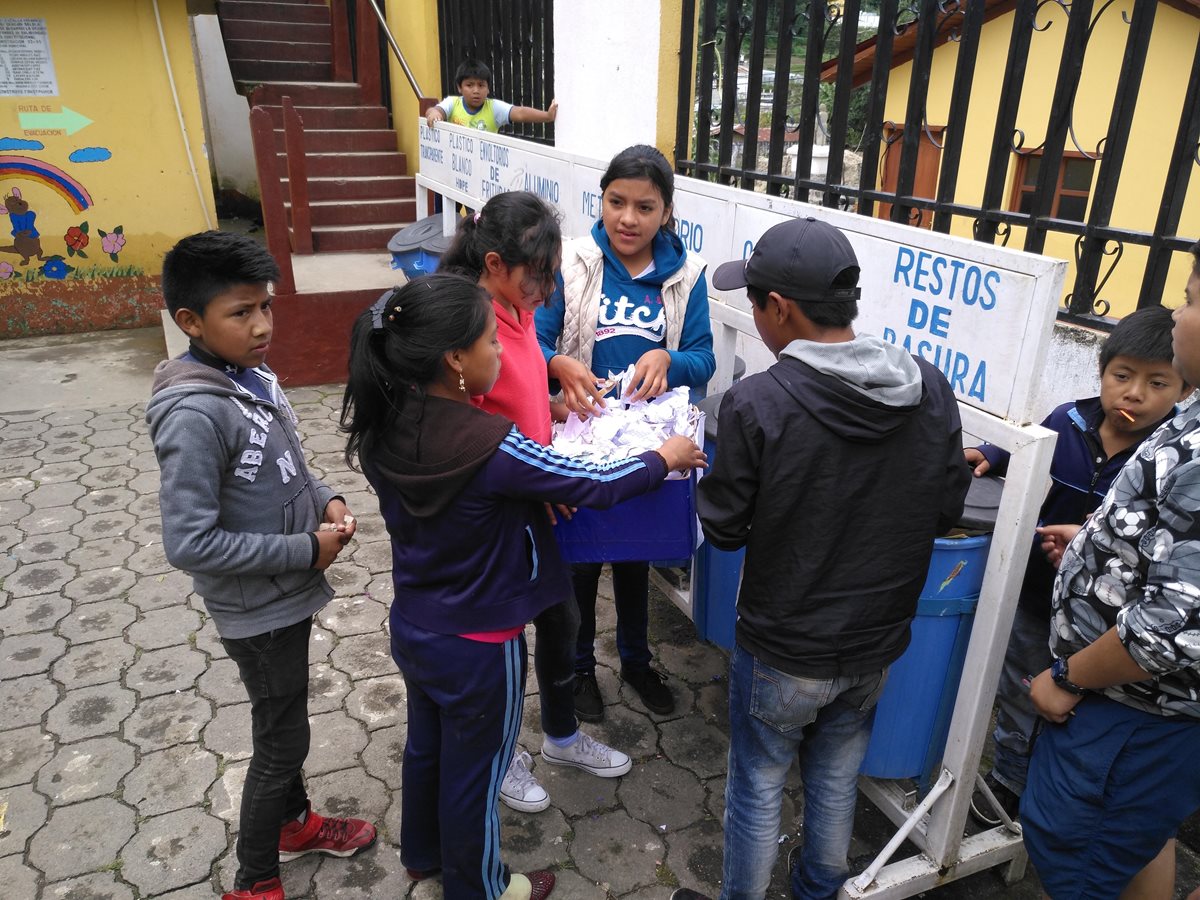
[
  {"x1": 535, "y1": 144, "x2": 715, "y2": 720},
  {"x1": 341, "y1": 274, "x2": 704, "y2": 900}
]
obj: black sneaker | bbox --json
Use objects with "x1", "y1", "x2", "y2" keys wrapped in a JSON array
[
  {"x1": 670, "y1": 890, "x2": 711, "y2": 900},
  {"x1": 622, "y1": 667, "x2": 674, "y2": 715},
  {"x1": 969, "y1": 771, "x2": 1021, "y2": 827},
  {"x1": 574, "y1": 671, "x2": 604, "y2": 723}
]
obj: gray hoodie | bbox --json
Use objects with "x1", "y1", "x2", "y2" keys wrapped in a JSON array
[
  {"x1": 146, "y1": 360, "x2": 336, "y2": 639},
  {"x1": 779, "y1": 333, "x2": 924, "y2": 407}
]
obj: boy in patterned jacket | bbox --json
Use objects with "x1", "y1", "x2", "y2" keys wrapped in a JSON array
[{"x1": 1026, "y1": 240, "x2": 1200, "y2": 899}]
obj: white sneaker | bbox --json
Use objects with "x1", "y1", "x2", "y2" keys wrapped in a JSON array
[
  {"x1": 540, "y1": 730, "x2": 632, "y2": 777},
  {"x1": 500, "y1": 750, "x2": 550, "y2": 813}
]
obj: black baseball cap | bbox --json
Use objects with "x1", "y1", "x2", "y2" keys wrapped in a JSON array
[{"x1": 711, "y1": 216, "x2": 862, "y2": 302}]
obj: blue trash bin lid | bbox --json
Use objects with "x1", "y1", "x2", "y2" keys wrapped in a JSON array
[
  {"x1": 387, "y1": 215, "x2": 443, "y2": 253},
  {"x1": 958, "y1": 473, "x2": 1003, "y2": 532}
]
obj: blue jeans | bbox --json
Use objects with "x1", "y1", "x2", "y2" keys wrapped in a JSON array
[
  {"x1": 722, "y1": 645, "x2": 886, "y2": 900},
  {"x1": 990, "y1": 604, "x2": 1052, "y2": 796},
  {"x1": 221, "y1": 616, "x2": 313, "y2": 889}
]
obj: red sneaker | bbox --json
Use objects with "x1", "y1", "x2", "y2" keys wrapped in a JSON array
[
  {"x1": 278, "y1": 803, "x2": 377, "y2": 861},
  {"x1": 526, "y1": 869, "x2": 556, "y2": 900},
  {"x1": 222, "y1": 877, "x2": 284, "y2": 900}
]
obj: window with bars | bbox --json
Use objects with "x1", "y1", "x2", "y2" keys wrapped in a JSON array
[{"x1": 1009, "y1": 152, "x2": 1097, "y2": 222}]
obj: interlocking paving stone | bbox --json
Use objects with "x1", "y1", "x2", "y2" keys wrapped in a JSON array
[
  {"x1": 208, "y1": 759, "x2": 248, "y2": 827},
  {"x1": 128, "y1": 450, "x2": 160, "y2": 473},
  {"x1": 200, "y1": 702, "x2": 250, "y2": 762},
  {"x1": 196, "y1": 656, "x2": 247, "y2": 706},
  {"x1": 46, "y1": 682, "x2": 136, "y2": 742},
  {"x1": 123, "y1": 540, "x2": 172, "y2": 575},
  {"x1": 329, "y1": 633, "x2": 395, "y2": 679},
  {"x1": 316, "y1": 593, "x2": 388, "y2": 637},
  {"x1": 56, "y1": 597, "x2": 136, "y2": 644},
  {"x1": 619, "y1": 757, "x2": 711, "y2": 832},
  {"x1": 65, "y1": 537, "x2": 137, "y2": 572},
  {"x1": 309, "y1": 622, "x2": 336, "y2": 663},
  {"x1": 306, "y1": 710, "x2": 369, "y2": 776},
  {"x1": 695, "y1": 682, "x2": 729, "y2": 730},
  {"x1": 122, "y1": 691, "x2": 212, "y2": 752},
  {"x1": 125, "y1": 645, "x2": 209, "y2": 697},
  {"x1": 0, "y1": 673, "x2": 60, "y2": 728},
  {"x1": 7, "y1": 561, "x2": 75, "y2": 600},
  {"x1": 192, "y1": 617, "x2": 225, "y2": 659},
  {"x1": 30, "y1": 459, "x2": 89, "y2": 484},
  {"x1": 306, "y1": 768, "x2": 390, "y2": 825},
  {"x1": 45, "y1": 872, "x2": 136, "y2": 900},
  {"x1": 572, "y1": 809, "x2": 667, "y2": 895},
  {"x1": 79, "y1": 464, "x2": 137, "y2": 490},
  {"x1": 0, "y1": 476, "x2": 35, "y2": 503},
  {"x1": 25, "y1": 481, "x2": 88, "y2": 509},
  {"x1": 36, "y1": 735, "x2": 136, "y2": 806},
  {"x1": 324, "y1": 562, "x2": 373, "y2": 599},
  {"x1": 0, "y1": 631, "x2": 68, "y2": 676},
  {"x1": 307, "y1": 661, "x2": 353, "y2": 714},
  {"x1": 126, "y1": 604, "x2": 201, "y2": 650},
  {"x1": 309, "y1": 843, "x2": 410, "y2": 899},
  {"x1": 0, "y1": 592, "x2": 71, "y2": 635},
  {"x1": 535, "y1": 752, "x2": 620, "y2": 818},
  {"x1": 126, "y1": 470, "x2": 160, "y2": 494},
  {"x1": 86, "y1": 428, "x2": 135, "y2": 449},
  {"x1": 14, "y1": 531, "x2": 82, "y2": 564},
  {"x1": 6, "y1": 437, "x2": 48, "y2": 458},
  {"x1": 500, "y1": 805, "x2": 573, "y2": 871},
  {"x1": 119, "y1": 807, "x2": 228, "y2": 896},
  {"x1": 0, "y1": 854, "x2": 41, "y2": 900},
  {"x1": 123, "y1": 743, "x2": 218, "y2": 816},
  {"x1": 79, "y1": 445, "x2": 135, "y2": 469},
  {"x1": 70, "y1": 510, "x2": 137, "y2": 541},
  {"x1": 36, "y1": 441, "x2": 87, "y2": 464},
  {"x1": 344, "y1": 675, "x2": 406, "y2": 731},
  {"x1": 352, "y1": 540, "x2": 393, "y2": 575},
  {"x1": 658, "y1": 718, "x2": 731, "y2": 780},
  {"x1": 662, "y1": 818, "x2": 725, "y2": 897},
  {"x1": 0, "y1": 724, "x2": 54, "y2": 788},
  {"x1": 0, "y1": 495, "x2": 33, "y2": 521},
  {"x1": 125, "y1": 569, "x2": 191, "y2": 612},
  {"x1": 0, "y1": 418, "x2": 49, "y2": 440},
  {"x1": 125, "y1": 492, "x2": 161, "y2": 520},
  {"x1": 61, "y1": 567, "x2": 137, "y2": 605},
  {"x1": 50, "y1": 636, "x2": 135, "y2": 689},
  {"x1": 126, "y1": 514, "x2": 162, "y2": 546},
  {"x1": 76, "y1": 488, "x2": 137, "y2": 516},
  {"x1": 89, "y1": 411, "x2": 138, "y2": 432},
  {"x1": 0, "y1": 455, "x2": 39, "y2": 478},
  {"x1": 0, "y1": 783, "x2": 49, "y2": 859},
  {"x1": 359, "y1": 724, "x2": 405, "y2": 790},
  {"x1": 18, "y1": 504, "x2": 85, "y2": 535},
  {"x1": 28, "y1": 796, "x2": 135, "y2": 882}
]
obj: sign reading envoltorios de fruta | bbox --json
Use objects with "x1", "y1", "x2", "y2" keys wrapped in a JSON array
[{"x1": 417, "y1": 122, "x2": 1066, "y2": 424}]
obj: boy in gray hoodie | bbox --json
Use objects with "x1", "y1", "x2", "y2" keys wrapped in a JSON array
[{"x1": 146, "y1": 232, "x2": 376, "y2": 900}]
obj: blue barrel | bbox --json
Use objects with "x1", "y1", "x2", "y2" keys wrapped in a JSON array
[
  {"x1": 388, "y1": 215, "x2": 443, "y2": 278},
  {"x1": 418, "y1": 231, "x2": 453, "y2": 274}
]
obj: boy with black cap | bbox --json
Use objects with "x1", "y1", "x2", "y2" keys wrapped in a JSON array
[{"x1": 685, "y1": 217, "x2": 970, "y2": 900}]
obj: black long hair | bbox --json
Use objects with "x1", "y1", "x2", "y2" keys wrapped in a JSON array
[
  {"x1": 439, "y1": 190, "x2": 562, "y2": 282},
  {"x1": 600, "y1": 144, "x2": 677, "y2": 232},
  {"x1": 341, "y1": 273, "x2": 492, "y2": 469}
]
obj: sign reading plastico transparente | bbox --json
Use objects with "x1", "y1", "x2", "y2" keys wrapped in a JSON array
[{"x1": 417, "y1": 121, "x2": 1065, "y2": 424}]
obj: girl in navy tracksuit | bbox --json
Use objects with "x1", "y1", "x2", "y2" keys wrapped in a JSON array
[{"x1": 341, "y1": 274, "x2": 703, "y2": 900}]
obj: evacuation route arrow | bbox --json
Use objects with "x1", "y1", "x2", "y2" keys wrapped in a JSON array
[{"x1": 18, "y1": 106, "x2": 93, "y2": 135}]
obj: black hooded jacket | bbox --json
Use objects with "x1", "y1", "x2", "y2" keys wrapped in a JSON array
[{"x1": 697, "y1": 336, "x2": 971, "y2": 678}]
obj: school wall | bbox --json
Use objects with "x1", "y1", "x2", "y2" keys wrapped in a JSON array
[
  {"x1": 0, "y1": 1, "x2": 217, "y2": 338},
  {"x1": 881, "y1": 0, "x2": 1200, "y2": 321},
  {"x1": 192, "y1": 12, "x2": 258, "y2": 208},
  {"x1": 385, "y1": 0, "x2": 441, "y2": 171}
]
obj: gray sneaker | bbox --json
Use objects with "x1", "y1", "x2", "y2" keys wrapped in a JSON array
[
  {"x1": 541, "y1": 730, "x2": 632, "y2": 777},
  {"x1": 500, "y1": 750, "x2": 550, "y2": 813}
]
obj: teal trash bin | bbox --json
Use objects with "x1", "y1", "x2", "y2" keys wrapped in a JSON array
[
  {"x1": 691, "y1": 360, "x2": 748, "y2": 650},
  {"x1": 859, "y1": 475, "x2": 1003, "y2": 793},
  {"x1": 388, "y1": 215, "x2": 443, "y2": 278}
]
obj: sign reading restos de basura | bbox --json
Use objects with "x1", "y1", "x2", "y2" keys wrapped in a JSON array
[{"x1": 417, "y1": 122, "x2": 1065, "y2": 424}]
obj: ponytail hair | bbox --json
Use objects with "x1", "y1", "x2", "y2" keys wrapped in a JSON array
[
  {"x1": 439, "y1": 190, "x2": 562, "y2": 281},
  {"x1": 341, "y1": 273, "x2": 492, "y2": 469},
  {"x1": 600, "y1": 144, "x2": 677, "y2": 232}
]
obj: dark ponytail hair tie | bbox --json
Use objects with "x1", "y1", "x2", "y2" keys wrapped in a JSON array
[{"x1": 370, "y1": 287, "x2": 402, "y2": 331}]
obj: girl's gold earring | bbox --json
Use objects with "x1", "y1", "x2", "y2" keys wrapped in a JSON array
[{"x1": 458, "y1": 373, "x2": 467, "y2": 393}]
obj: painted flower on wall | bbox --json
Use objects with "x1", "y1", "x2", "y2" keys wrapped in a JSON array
[
  {"x1": 0, "y1": 262, "x2": 13, "y2": 280},
  {"x1": 64, "y1": 222, "x2": 90, "y2": 258},
  {"x1": 98, "y1": 226, "x2": 126, "y2": 262},
  {"x1": 41, "y1": 256, "x2": 72, "y2": 280}
]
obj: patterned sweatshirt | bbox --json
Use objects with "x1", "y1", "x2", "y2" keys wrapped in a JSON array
[{"x1": 1052, "y1": 401, "x2": 1200, "y2": 718}]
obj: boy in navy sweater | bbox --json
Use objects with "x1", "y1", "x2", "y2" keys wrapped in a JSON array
[
  {"x1": 966, "y1": 305, "x2": 1188, "y2": 826},
  {"x1": 148, "y1": 232, "x2": 376, "y2": 900}
]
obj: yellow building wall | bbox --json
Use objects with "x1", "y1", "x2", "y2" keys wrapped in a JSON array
[
  {"x1": 0, "y1": 1, "x2": 216, "y2": 336},
  {"x1": 882, "y1": 0, "x2": 1200, "y2": 317},
  {"x1": 384, "y1": 0, "x2": 442, "y2": 172}
]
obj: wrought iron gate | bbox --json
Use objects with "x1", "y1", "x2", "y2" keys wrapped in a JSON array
[
  {"x1": 674, "y1": 0, "x2": 1200, "y2": 328},
  {"x1": 436, "y1": 0, "x2": 555, "y2": 145}
]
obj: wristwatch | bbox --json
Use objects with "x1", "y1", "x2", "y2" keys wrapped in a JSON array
[{"x1": 1051, "y1": 656, "x2": 1086, "y2": 695}]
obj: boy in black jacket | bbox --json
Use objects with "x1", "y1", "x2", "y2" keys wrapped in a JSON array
[
  {"x1": 688, "y1": 217, "x2": 970, "y2": 900},
  {"x1": 965, "y1": 305, "x2": 1187, "y2": 826}
]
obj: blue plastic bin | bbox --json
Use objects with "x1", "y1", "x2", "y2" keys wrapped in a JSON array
[
  {"x1": 553, "y1": 474, "x2": 696, "y2": 563},
  {"x1": 388, "y1": 215, "x2": 443, "y2": 278},
  {"x1": 418, "y1": 232, "x2": 453, "y2": 274}
]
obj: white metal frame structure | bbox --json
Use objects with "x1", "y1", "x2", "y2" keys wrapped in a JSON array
[{"x1": 415, "y1": 120, "x2": 1067, "y2": 897}]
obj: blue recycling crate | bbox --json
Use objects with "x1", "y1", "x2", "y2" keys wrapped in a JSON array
[{"x1": 553, "y1": 474, "x2": 695, "y2": 563}]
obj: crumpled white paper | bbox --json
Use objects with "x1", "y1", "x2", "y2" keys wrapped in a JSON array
[{"x1": 551, "y1": 366, "x2": 701, "y2": 475}]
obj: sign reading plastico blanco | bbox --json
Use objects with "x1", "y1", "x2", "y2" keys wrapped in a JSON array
[{"x1": 417, "y1": 121, "x2": 1065, "y2": 423}]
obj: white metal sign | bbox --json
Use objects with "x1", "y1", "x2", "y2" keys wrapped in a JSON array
[{"x1": 416, "y1": 121, "x2": 1066, "y2": 424}]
